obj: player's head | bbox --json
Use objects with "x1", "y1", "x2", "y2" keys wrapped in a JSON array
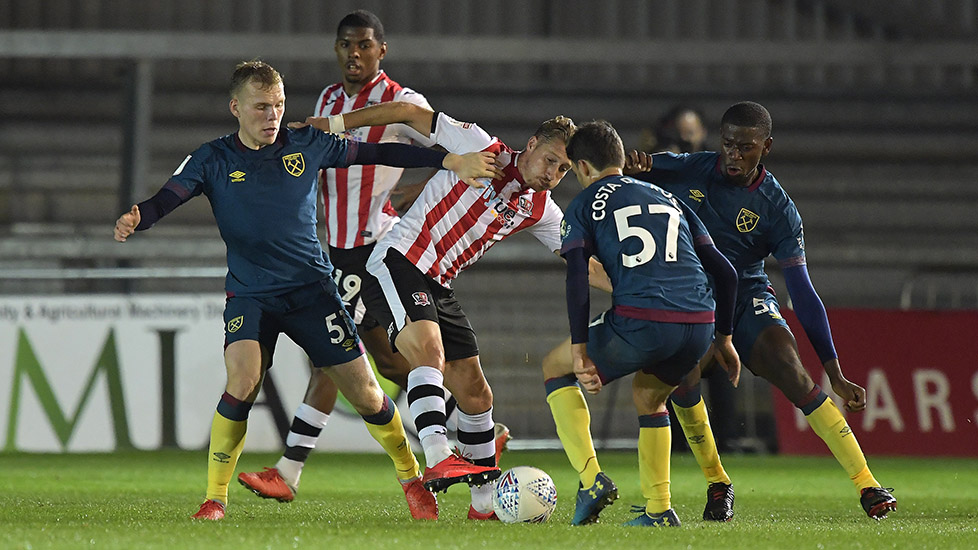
[
  {"x1": 335, "y1": 10, "x2": 387, "y2": 88},
  {"x1": 566, "y1": 120, "x2": 625, "y2": 188},
  {"x1": 229, "y1": 60, "x2": 286, "y2": 150},
  {"x1": 719, "y1": 101, "x2": 773, "y2": 187},
  {"x1": 519, "y1": 115, "x2": 576, "y2": 192}
]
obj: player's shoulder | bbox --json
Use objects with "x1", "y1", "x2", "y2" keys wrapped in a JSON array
[
  {"x1": 755, "y1": 168, "x2": 794, "y2": 206},
  {"x1": 191, "y1": 134, "x2": 236, "y2": 161},
  {"x1": 433, "y1": 112, "x2": 496, "y2": 152},
  {"x1": 316, "y1": 82, "x2": 345, "y2": 99},
  {"x1": 393, "y1": 85, "x2": 431, "y2": 108},
  {"x1": 285, "y1": 125, "x2": 341, "y2": 148}
]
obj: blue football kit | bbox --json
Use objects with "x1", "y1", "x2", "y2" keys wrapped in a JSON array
[
  {"x1": 152, "y1": 126, "x2": 362, "y2": 366},
  {"x1": 560, "y1": 174, "x2": 720, "y2": 386},
  {"x1": 636, "y1": 151, "x2": 836, "y2": 363}
]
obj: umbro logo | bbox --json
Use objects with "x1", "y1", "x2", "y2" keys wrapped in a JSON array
[
  {"x1": 229, "y1": 170, "x2": 246, "y2": 182},
  {"x1": 212, "y1": 452, "x2": 231, "y2": 463},
  {"x1": 689, "y1": 435, "x2": 706, "y2": 444}
]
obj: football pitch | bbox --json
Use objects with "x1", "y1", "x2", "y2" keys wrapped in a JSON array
[{"x1": 1, "y1": 450, "x2": 975, "y2": 550}]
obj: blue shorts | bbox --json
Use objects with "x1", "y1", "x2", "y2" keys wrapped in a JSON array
[
  {"x1": 732, "y1": 288, "x2": 791, "y2": 362},
  {"x1": 224, "y1": 278, "x2": 364, "y2": 368},
  {"x1": 586, "y1": 310, "x2": 713, "y2": 387}
]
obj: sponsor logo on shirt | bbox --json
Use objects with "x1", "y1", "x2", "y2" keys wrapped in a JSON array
[
  {"x1": 736, "y1": 208, "x2": 760, "y2": 233},
  {"x1": 229, "y1": 170, "x2": 246, "y2": 183},
  {"x1": 688, "y1": 189, "x2": 705, "y2": 202},
  {"x1": 282, "y1": 152, "x2": 305, "y2": 177},
  {"x1": 489, "y1": 198, "x2": 519, "y2": 229}
]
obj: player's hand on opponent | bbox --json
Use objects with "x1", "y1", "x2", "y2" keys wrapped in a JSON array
[
  {"x1": 707, "y1": 333, "x2": 741, "y2": 388},
  {"x1": 443, "y1": 151, "x2": 505, "y2": 189},
  {"x1": 114, "y1": 205, "x2": 140, "y2": 242},
  {"x1": 571, "y1": 343, "x2": 602, "y2": 394},
  {"x1": 288, "y1": 116, "x2": 344, "y2": 134},
  {"x1": 624, "y1": 150, "x2": 653, "y2": 175},
  {"x1": 828, "y1": 366, "x2": 867, "y2": 412}
]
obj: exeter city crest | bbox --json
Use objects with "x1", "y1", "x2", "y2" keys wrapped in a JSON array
[
  {"x1": 282, "y1": 152, "x2": 305, "y2": 177},
  {"x1": 736, "y1": 208, "x2": 760, "y2": 233}
]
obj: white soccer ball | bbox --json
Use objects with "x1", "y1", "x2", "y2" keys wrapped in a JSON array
[{"x1": 492, "y1": 466, "x2": 558, "y2": 523}]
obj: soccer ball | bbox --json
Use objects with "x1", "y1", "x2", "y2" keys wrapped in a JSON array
[{"x1": 492, "y1": 466, "x2": 557, "y2": 523}]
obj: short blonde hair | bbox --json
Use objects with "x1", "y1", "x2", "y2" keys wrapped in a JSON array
[
  {"x1": 533, "y1": 115, "x2": 576, "y2": 145},
  {"x1": 229, "y1": 60, "x2": 283, "y2": 98}
]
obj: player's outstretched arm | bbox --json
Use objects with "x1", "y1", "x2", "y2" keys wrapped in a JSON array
[
  {"x1": 442, "y1": 151, "x2": 504, "y2": 188},
  {"x1": 782, "y1": 263, "x2": 865, "y2": 410},
  {"x1": 290, "y1": 101, "x2": 435, "y2": 138},
  {"x1": 113, "y1": 186, "x2": 184, "y2": 241},
  {"x1": 352, "y1": 142, "x2": 502, "y2": 189},
  {"x1": 113, "y1": 205, "x2": 140, "y2": 242},
  {"x1": 824, "y1": 358, "x2": 867, "y2": 412}
]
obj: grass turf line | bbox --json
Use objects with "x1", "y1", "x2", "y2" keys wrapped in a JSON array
[{"x1": 0, "y1": 450, "x2": 976, "y2": 550}]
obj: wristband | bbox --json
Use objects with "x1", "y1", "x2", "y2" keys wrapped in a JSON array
[{"x1": 328, "y1": 114, "x2": 346, "y2": 134}]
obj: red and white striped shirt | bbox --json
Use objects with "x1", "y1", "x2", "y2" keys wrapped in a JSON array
[
  {"x1": 313, "y1": 71, "x2": 434, "y2": 249},
  {"x1": 372, "y1": 112, "x2": 564, "y2": 288}
]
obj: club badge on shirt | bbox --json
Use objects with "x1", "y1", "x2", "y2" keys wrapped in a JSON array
[
  {"x1": 736, "y1": 208, "x2": 760, "y2": 233},
  {"x1": 282, "y1": 152, "x2": 305, "y2": 177},
  {"x1": 412, "y1": 292, "x2": 431, "y2": 307}
]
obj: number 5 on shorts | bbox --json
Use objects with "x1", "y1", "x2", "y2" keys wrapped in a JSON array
[{"x1": 324, "y1": 312, "x2": 347, "y2": 344}]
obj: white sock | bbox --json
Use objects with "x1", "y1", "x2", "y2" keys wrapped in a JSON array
[
  {"x1": 274, "y1": 457, "x2": 303, "y2": 489},
  {"x1": 408, "y1": 366, "x2": 453, "y2": 468},
  {"x1": 471, "y1": 484, "x2": 494, "y2": 513}
]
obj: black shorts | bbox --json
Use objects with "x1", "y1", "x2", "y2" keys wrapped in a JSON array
[
  {"x1": 363, "y1": 247, "x2": 479, "y2": 362},
  {"x1": 328, "y1": 243, "x2": 380, "y2": 331}
]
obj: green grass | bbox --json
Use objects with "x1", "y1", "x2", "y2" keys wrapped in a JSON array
[{"x1": 1, "y1": 450, "x2": 975, "y2": 550}]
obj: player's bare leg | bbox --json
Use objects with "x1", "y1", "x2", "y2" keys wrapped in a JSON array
[{"x1": 749, "y1": 326, "x2": 895, "y2": 518}]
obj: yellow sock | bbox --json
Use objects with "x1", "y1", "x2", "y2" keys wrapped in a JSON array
[
  {"x1": 364, "y1": 403, "x2": 421, "y2": 481},
  {"x1": 805, "y1": 398, "x2": 879, "y2": 490},
  {"x1": 205, "y1": 410, "x2": 248, "y2": 503},
  {"x1": 547, "y1": 385, "x2": 601, "y2": 488},
  {"x1": 638, "y1": 414, "x2": 672, "y2": 514},
  {"x1": 673, "y1": 397, "x2": 731, "y2": 485}
]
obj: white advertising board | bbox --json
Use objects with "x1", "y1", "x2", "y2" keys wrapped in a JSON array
[{"x1": 0, "y1": 295, "x2": 393, "y2": 452}]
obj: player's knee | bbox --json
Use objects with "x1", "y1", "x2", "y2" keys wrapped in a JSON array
[
  {"x1": 397, "y1": 337, "x2": 445, "y2": 369},
  {"x1": 225, "y1": 370, "x2": 262, "y2": 401},
  {"x1": 541, "y1": 344, "x2": 571, "y2": 379}
]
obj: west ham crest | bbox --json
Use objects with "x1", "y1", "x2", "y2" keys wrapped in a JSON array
[
  {"x1": 282, "y1": 152, "x2": 305, "y2": 177},
  {"x1": 736, "y1": 208, "x2": 760, "y2": 233}
]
